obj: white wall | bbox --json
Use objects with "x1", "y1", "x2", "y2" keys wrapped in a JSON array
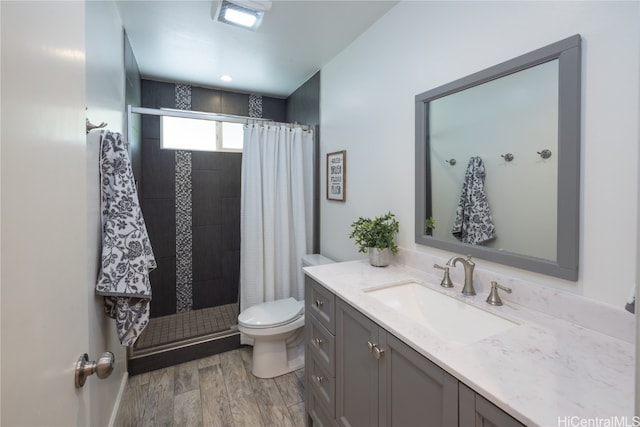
[
  {"x1": 87, "y1": 1, "x2": 125, "y2": 132},
  {"x1": 320, "y1": 1, "x2": 640, "y2": 308},
  {"x1": 86, "y1": 1, "x2": 127, "y2": 425}
]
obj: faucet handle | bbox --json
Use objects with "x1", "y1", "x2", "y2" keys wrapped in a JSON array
[
  {"x1": 486, "y1": 281, "x2": 512, "y2": 306},
  {"x1": 465, "y1": 255, "x2": 475, "y2": 265},
  {"x1": 433, "y1": 264, "x2": 454, "y2": 288}
]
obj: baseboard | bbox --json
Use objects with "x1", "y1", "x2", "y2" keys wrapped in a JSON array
[{"x1": 108, "y1": 371, "x2": 129, "y2": 427}]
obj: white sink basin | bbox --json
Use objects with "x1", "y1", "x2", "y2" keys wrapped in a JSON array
[{"x1": 365, "y1": 281, "x2": 518, "y2": 345}]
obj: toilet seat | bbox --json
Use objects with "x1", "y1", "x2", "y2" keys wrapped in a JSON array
[{"x1": 238, "y1": 298, "x2": 304, "y2": 329}]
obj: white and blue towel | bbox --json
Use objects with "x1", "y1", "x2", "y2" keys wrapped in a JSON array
[
  {"x1": 95, "y1": 131, "x2": 156, "y2": 346},
  {"x1": 452, "y1": 156, "x2": 497, "y2": 245}
]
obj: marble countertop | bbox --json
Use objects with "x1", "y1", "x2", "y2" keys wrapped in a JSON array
[{"x1": 304, "y1": 259, "x2": 634, "y2": 426}]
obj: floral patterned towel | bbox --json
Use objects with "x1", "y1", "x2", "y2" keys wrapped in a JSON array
[
  {"x1": 625, "y1": 286, "x2": 635, "y2": 314},
  {"x1": 95, "y1": 131, "x2": 156, "y2": 346},
  {"x1": 451, "y1": 156, "x2": 497, "y2": 245}
]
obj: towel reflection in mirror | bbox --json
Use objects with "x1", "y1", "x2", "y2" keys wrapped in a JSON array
[{"x1": 451, "y1": 156, "x2": 496, "y2": 245}]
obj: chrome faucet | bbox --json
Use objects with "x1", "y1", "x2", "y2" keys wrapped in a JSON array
[
  {"x1": 433, "y1": 264, "x2": 453, "y2": 288},
  {"x1": 486, "y1": 281, "x2": 512, "y2": 306},
  {"x1": 446, "y1": 255, "x2": 476, "y2": 296}
]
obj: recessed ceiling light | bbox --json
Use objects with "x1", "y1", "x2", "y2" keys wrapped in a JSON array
[
  {"x1": 224, "y1": 8, "x2": 258, "y2": 28},
  {"x1": 213, "y1": 0, "x2": 272, "y2": 31},
  {"x1": 221, "y1": 75, "x2": 233, "y2": 82}
]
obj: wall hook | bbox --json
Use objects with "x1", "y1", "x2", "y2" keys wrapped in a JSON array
[
  {"x1": 537, "y1": 149, "x2": 552, "y2": 159},
  {"x1": 445, "y1": 158, "x2": 456, "y2": 166},
  {"x1": 86, "y1": 118, "x2": 108, "y2": 134},
  {"x1": 501, "y1": 153, "x2": 514, "y2": 162}
]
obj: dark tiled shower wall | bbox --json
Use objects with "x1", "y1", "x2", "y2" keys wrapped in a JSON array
[
  {"x1": 140, "y1": 79, "x2": 286, "y2": 318},
  {"x1": 191, "y1": 151, "x2": 242, "y2": 310},
  {"x1": 285, "y1": 71, "x2": 321, "y2": 253}
]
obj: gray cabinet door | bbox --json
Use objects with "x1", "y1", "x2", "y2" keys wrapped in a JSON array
[
  {"x1": 459, "y1": 383, "x2": 525, "y2": 427},
  {"x1": 379, "y1": 332, "x2": 459, "y2": 427},
  {"x1": 336, "y1": 299, "x2": 379, "y2": 427}
]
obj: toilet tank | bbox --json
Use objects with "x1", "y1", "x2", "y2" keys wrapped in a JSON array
[{"x1": 301, "y1": 254, "x2": 334, "y2": 268}]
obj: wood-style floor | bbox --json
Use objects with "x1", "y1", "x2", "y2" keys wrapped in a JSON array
[{"x1": 114, "y1": 346, "x2": 306, "y2": 427}]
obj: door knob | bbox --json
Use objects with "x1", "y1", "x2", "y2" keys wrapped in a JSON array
[{"x1": 75, "y1": 352, "x2": 114, "y2": 388}]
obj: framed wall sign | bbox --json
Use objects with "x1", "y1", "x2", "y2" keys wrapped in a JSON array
[{"x1": 327, "y1": 150, "x2": 346, "y2": 201}]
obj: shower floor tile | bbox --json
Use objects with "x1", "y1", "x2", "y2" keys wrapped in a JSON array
[{"x1": 134, "y1": 303, "x2": 239, "y2": 351}]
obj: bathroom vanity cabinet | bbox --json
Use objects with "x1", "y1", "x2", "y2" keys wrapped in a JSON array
[
  {"x1": 304, "y1": 275, "x2": 525, "y2": 427},
  {"x1": 305, "y1": 275, "x2": 337, "y2": 426},
  {"x1": 336, "y1": 299, "x2": 459, "y2": 427}
]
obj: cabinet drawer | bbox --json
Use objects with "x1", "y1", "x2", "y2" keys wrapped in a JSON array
[
  {"x1": 305, "y1": 276, "x2": 335, "y2": 333},
  {"x1": 309, "y1": 390, "x2": 336, "y2": 427},
  {"x1": 307, "y1": 318, "x2": 335, "y2": 375},
  {"x1": 308, "y1": 352, "x2": 335, "y2": 417}
]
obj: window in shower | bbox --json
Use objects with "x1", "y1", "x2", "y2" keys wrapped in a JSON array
[{"x1": 161, "y1": 116, "x2": 244, "y2": 152}]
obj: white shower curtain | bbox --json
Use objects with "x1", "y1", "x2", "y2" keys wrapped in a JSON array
[{"x1": 240, "y1": 124, "x2": 313, "y2": 312}]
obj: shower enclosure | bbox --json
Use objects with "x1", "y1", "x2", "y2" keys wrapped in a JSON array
[{"x1": 126, "y1": 80, "x2": 289, "y2": 374}]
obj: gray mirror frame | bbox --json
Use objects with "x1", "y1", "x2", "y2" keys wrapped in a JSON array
[{"x1": 415, "y1": 34, "x2": 581, "y2": 281}]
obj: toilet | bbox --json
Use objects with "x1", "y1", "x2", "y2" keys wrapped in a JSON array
[{"x1": 238, "y1": 253, "x2": 334, "y2": 378}]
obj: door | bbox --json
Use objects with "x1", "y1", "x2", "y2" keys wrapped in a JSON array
[
  {"x1": 459, "y1": 383, "x2": 525, "y2": 427},
  {"x1": 336, "y1": 300, "x2": 379, "y2": 427},
  {"x1": 1, "y1": 1, "x2": 94, "y2": 425},
  {"x1": 379, "y1": 332, "x2": 459, "y2": 427}
]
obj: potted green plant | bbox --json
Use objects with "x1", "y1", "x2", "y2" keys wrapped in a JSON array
[
  {"x1": 349, "y1": 211, "x2": 400, "y2": 267},
  {"x1": 424, "y1": 216, "x2": 436, "y2": 236}
]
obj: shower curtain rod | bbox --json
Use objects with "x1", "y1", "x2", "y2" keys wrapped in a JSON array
[{"x1": 127, "y1": 105, "x2": 312, "y2": 134}]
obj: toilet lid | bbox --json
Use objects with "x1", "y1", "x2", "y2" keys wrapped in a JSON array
[{"x1": 238, "y1": 298, "x2": 304, "y2": 329}]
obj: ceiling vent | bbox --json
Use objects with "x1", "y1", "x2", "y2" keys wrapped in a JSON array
[{"x1": 213, "y1": 0, "x2": 272, "y2": 31}]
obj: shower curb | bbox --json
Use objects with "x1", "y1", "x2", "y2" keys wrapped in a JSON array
[{"x1": 127, "y1": 333, "x2": 241, "y2": 376}]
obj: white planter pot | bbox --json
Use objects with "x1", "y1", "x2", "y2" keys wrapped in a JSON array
[{"x1": 368, "y1": 247, "x2": 391, "y2": 267}]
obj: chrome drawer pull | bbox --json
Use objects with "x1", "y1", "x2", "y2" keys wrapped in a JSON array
[
  {"x1": 367, "y1": 341, "x2": 385, "y2": 359},
  {"x1": 315, "y1": 375, "x2": 325, "y2": 384},
  {"x1": 314, "y1": 299, "x2": 324, "y2": 308},
  {"x1": 314, "y1": 338, "x2": 323, "y2": 346}
]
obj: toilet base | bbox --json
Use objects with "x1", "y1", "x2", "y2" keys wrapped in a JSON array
[
  {"x1": 252, "y1": 341, "x2": 304, "y2": 378},
  {"x1": 248, "y1": 327, "x2": 305, "y2": 379}
]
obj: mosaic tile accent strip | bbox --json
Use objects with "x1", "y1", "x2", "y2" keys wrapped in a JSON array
[
  {"x1": 175, "y1": 149, "x2": 193, "y2": 313},
  {"x1": 175, "y1": 84, "x2": 192, "y2": 111},
  {"x1": 249, "y1": 94, "x2": 263, "y2": 118},
  {"x1": 175, "y1": 83, "x2": 193, "y2": 313}
]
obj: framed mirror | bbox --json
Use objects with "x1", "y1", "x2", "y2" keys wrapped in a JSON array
[{"x1": 415, "y1": 35, "x2": 581, "y2": 281}]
